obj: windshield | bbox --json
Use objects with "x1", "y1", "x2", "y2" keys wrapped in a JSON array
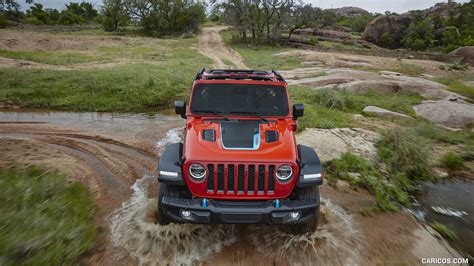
[{"x1": 190, "y1": 84, "x2": 289, "y2": 116}]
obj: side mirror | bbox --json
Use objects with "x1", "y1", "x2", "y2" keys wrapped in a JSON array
[
  {"x1": 293, "y1": 103, "x2": 304, "y2": 120},
  {"x1": 175, "y1": 100, "x2": 186, "y2": 118}
]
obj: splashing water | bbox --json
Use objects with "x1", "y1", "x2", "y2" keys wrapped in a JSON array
[
  {"x1": 248, "y1": 198, "x2": 363, "y2": 265},
  {"x1": 109, "y1": 175, "x2": 236, "y2": 265},
  {"x1": 110, "y1": 128, "x2": 235, "y2": 265},
  {"x1": 155, "y1": 127, "x2": 183, "y2": 153},
  {"x1": 110, "y1": 128, "x2": 362, "y2": 265}
]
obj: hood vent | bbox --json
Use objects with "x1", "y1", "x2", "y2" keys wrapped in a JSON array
[
  {"x1": 203, "y1": 129, "x2": 216, "y2": 142},
  {"x1": 265, "y1": 131, "x2": 279, "y2": 143}
]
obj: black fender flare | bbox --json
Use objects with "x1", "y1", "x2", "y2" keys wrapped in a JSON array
[
  {"x1": 158, "y1": 143, "x2": 185, "y2": 185},
  {"x1": 296, "y1": 144, "x2": 323, "y2": 187}
]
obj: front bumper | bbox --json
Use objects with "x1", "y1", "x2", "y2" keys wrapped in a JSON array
[{"x1": 161, "y1": 196, "x2": 319, "y2": 224}]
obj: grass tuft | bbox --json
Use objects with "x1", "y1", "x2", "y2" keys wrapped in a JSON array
[
  {"x1": 377, "y1": 127, "x2": 434, "y2": 181},
  {"x1": 440, "y1": 151, "x2": 466, "y2": 171},
  {"x1": 0, "y1": 166, "x2": 97, "y2": 265},
  {"x1": 430, "y1": 222, "x2": 457, "y2": 239}
]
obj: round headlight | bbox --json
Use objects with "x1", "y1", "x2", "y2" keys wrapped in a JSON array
[
  {"x1": 189, "y1": 163, "x2": 206, "y2": 180},
  {"x1": 276, "y1": 164, "x2": 293, "y2": 181}
]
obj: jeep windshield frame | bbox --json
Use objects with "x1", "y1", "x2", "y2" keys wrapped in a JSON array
[{"x1": 190, "y1": 83, "x2": 290, "y2": 117}]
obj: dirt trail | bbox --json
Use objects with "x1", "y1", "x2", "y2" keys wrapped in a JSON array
[{"x1": 198, "y1": 26, "x2": 248, "y2": 69}]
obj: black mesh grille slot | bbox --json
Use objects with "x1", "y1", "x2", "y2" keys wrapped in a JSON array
[
  {"x1": 248, "y1": 165, "x2": 255, "y2": 193},
  {"x1": 227, "y1": 164, "x2": 234, "y2": 193},
  {"x1": 202, "y1": 129, "x2": 216, "y2": 142},
  {"x1": 217, "y1": 164, "x2": 225, "y2": 191},
  {"x1": 207, "y1": 164, "x2": 214, "y2": 191},
  {"x1": 238, "y1": 164, "x2": 245, "y2": 192},
  {"x1": 258, "y1": 165, "x2": 265, "y2": 192},
  {"x1": 265, "y1": 131, "x2": 279, "y2": 143},
  {"x1": 268, "y1": 165, "x2": 275, "y2": 192}
]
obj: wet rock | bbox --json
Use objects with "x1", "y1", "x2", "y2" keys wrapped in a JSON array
[
  {"x1": 362, "y1": 106, "x2": 413, "y2": 119},
  {"x1": 414, "y1": 97, "x2": 474, "y2": 128},
  {"x1": 296, "y1": 128, "x2": 378, "y2": 162}
]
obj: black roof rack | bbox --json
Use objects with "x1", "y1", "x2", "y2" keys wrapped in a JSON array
[
  {"x1": 193, "y1": 68, "x2": 205, "y2": 81},
  {"x1": 193, "y1": 69, "x2": 286, "y2": 82}
]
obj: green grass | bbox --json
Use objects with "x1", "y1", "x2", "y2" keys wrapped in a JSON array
[
  {"x1": 433, "y1": 77, "x2": 474, "y2": 101},
  {"x1": 221, "y1": 30, "x2": 304, "y2": 70},
  {"x1": 326, "y1": 127, "x2": 438, "y2": 211},
  {"x1": 289, "y1": 86, "x2": 353, "y2": 130},
  {"x1": 326, "y1": 152, "x2": 410, "y2": 211},
  {"x1": 391, "y1": 61, "x2": 424, "y2": 77},
  {"x1": 440, "y1": 151, "x2": 466, "y2": 171},
  {"x1": 0, "y1": 38, "x2": 212, "y2": 111},
  {"x1": 0, "y1": 50, "x2": 101, "y2": 65},
  {"x1": 0, "y1": 166, "x2": 97, "y2": 265},
  {"x1": 288, "y1": 86, "x2": 422, "y2": 130},
  {"x1": 222, "y1": 58, "x2": 236, "y2": 67},
  {"x1": 430, "y1": 222, "x2": 457, "y2": 239},
  {"x1": 378, "y1": 127, "x2": 434, "y2": 181}
]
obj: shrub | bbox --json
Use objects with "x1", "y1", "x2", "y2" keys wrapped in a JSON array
[
  {"x1": 58, "y1": 11, "x2": 85, "y2": 25},
  {"x1": 440, "y1": 151, "x2": 466, "y2": 171},
  {"x1": 326, "y1": 152, "x2": 410, "y2": 211},
  {"x1": 25, "y1": 16, "x2": 43, "y2": 25},
  {"x1": 377, "y1": 127, "x2": 433, "y2": 181},
  {"x1": 313, "y1": 89, "x2": 350, "y2": 111},
  {"x1": 0, "y1": 12, "x2": 8, "y2": 28},
  {"x1": 380, "y1": 32, "x2": 393, "y2": 48},
  {"x1": 308, "y1": 37, "x2": 318, "y2": 46}
]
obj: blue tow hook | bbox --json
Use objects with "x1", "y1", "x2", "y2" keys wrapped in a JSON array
[
  {"x1": 275, "y1": 199, "x2": 280, "y2": 209},
  {"x1": 202, "y1": 198, "x2": 207, "y2": 208}
]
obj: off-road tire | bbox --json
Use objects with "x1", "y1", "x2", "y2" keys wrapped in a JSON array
[
  {"x1": 157, "y1": 184, "x2": 176, "y2": 225},
  {"x1": 289, "y1": 186, "x2": 320, "y2": 234}
]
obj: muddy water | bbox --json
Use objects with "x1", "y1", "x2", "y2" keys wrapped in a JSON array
[
  {"x1": 0, "y1": 110, "x2": 180, "y2": 141},
  {"x1": 109, "y1": 126, "x2": 363, "y2": 265},
  {"x1": 414, "y1": 179, "x2": 474, "y2": 258},
  {"x1": 1, "y1": 110, "x2": 363, "y2": 265}
]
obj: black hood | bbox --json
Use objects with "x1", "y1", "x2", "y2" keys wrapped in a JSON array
[{"x1": 220, "y1": 121, "x2": 260, "y2": 149}]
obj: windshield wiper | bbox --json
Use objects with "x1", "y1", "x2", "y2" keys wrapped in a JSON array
[
  {"x1": 228, "y1": 111, "x2": 269, "y2": 123},
  {"x1": 192, "y1": 110, "x2": 230, "y2": 121}
]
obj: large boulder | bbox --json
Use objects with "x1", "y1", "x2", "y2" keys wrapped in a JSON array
[
  {"x1": 282, "y1": 68, "x2": 459, "y2": 100},
  {"x1": 362, "y1": 15, "x2": 412, "y2": 48},
  {"x1": 296, "y1": 128, "x2": 378, "y2": 162},
  {"x1": 362, "y1": 2, "x2": 461, "y2": 48},
  {"x1": 413, "y1": 97, "x2": 474, "y2": 128},
  {"x1": 328, "y1": 6, "x2": 370, "y2": 17},
  {"x1": 449, "y1": 46, "x2": 474, "y2": 66}
]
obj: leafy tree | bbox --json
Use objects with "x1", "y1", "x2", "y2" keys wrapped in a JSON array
[
  {"x1": 380, "y1": 32, "x2": 392, "y2": 48},
  {"x1": 401, "y1": 19, "x2": 435, "y2": 51},
  {"x1": 1, "y1": 0, "x2": 31, "y2": 22},
  {"x1": 58, "y1": 11, "x2": 85, "y2": 25},
  {"x1": 337, "y1": 15, "x2": 374, "y2": 33},
  {"x1": 26, "y1": 3, "x2": 53, "y2": 24},
  {"x1": 65, "y1": 2, "x2": 98, "y2": 20},
  {"x1": 102, "y1": 0, "x2": 128, "y2": 31},
  {"x1": 121, "y1": 0, "x2": 205, "y2": 37},
  {"x1": 287, "y1": 4, "x2": 322, "y2": 40}
]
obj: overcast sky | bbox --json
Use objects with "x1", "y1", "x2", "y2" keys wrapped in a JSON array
[{"x1": 20, "y1": 0, "x2": 470, "y2": 14}]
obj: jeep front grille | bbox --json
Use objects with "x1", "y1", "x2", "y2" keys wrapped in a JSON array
[{"x1": 206, "y1": 163, "x2": 276, "y2": 195}]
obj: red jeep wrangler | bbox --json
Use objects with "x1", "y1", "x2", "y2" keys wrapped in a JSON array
[{"x1": 158, "y1": 69, "x2": 323, "y2": 232}]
